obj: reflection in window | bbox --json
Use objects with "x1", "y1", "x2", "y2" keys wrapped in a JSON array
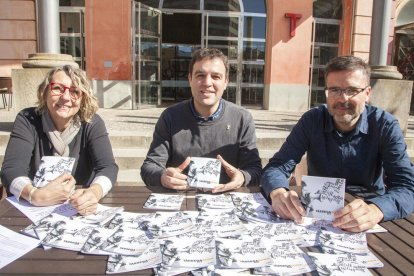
[
  {"x1": 314, "y1": 24, "x2": 340, "y2": 44},
  {"x1": 136, "y1": 61, "x2": 159, "y2": 80},
  {"x1": 243, "y1": 0, "x2": 265, "y2": 13},
  {"x1": 60, "y1": 13, "x2": 80, "y2": 33},
  {"x1": 229, "y1": 64, "x2": 237, "y2": 83},
  {"x1": 242, "y1": 64, "x2": 264, "y2": 83},
  {"x1": 244, "y1": 17, "x2": 266, "y2": 39},
  {"x1": 138, "y1": 0, "x2": 159, "y2": 8},
  {"x1": 208, "y1": 17, "x2": 239, "y2": 37},
  {"x1": 207, "y1": 40, "x2": 238, "y2": 59},
  {"x1": 311, "y1": 68, "x2": 325, "y2": 87},
  {"x1": 310, "y1": 89, "x2": 326, "y2": 106},
  {"x1": 223, "y1": 87, "x2": 236, "y2": 103},
  {"x1": 59, "y1": 0, "x2": 84, "y2": 6},
  {"x1": 313, "y1": 46, "x2": 338, "y2": 66},
  {"x1": 313, "y1": 0, "x2": 342, "y2": 19},
  {"x1": 243, "y1": 41, "x2": 265, "y2": 60},
  {"x1": 242, "y1": 87, "x2": 263, "y2": 105},
  {"x1": 163, "y1": 0, "x2": 199, "y2": 9},
  {"x1": 60, "y1": 37, "x2": 81, "y2": 57},
  {"x1": 138, "y1": 84, "x2": 158, "y2": 105},
  {"x1": 204, "y1": 0, "x2": 240, "y2": 12},
  {"x1": 138, "y1": 9, "x2": 159, "y2": 34},
  {"x1": 138, "y1": 37, "x2": 159, "y2": 58}
]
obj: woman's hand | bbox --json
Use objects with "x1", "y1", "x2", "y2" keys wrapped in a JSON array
[
  {"x1": 69, "y1": 184, "x2": 103, "y2": 216},
  {"x1": 29, "y1": 173, "x2": 76, "y2": 206}
]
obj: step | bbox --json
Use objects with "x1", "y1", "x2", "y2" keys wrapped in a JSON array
[{"x1": 117, "y1": 169, "x2": 145, "y2": 186}]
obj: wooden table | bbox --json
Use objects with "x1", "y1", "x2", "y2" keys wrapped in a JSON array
[{"x1": 0, "y1": 186, "x2": 413, "y2": 275}]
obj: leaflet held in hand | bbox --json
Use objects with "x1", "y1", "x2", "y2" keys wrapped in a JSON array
[
  {"x1": 301, "y1": 175, "x2": 345, "y2": 221},
  {"x1": 187, "y1": 157, "x2": 221, "y2": 189},
  {"x1": 33, "y1": 156, "x2": 75, "y2": 187}
]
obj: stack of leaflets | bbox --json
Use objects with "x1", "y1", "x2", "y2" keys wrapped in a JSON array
[
  {"x1": 33, "y1": 156, "x2": 76, "y2": 187},
  {"x1": 15, "y1": 175, "x2": 388, "y2": 275},
  {"x1": 253, "y1": 241, "x2": 314, "y2": 275},
  {"x1": 307, "y1": 252, "x2": 374, "y2": 276},
  {"x1": 230, "y1": 192, "x2": 283, "y2": 223},
  {"x1": 215, "y1": 237, "x2": 272, "y2": 269},
  {"x1": 196, "y1": 194, "x2": 234, "y2": 210},
  {"x1": 143, "y1": 193, "x2": 184, "y2": 211},
  {"x1": 156, "y1": 235, "x2": 216, "y2": 275},
  {"x1": 187, "y1": 157, "x2": 221, "y2": 189},
  {"x1": 106, "y1": 241, "x2": 162, "y2": 274}
]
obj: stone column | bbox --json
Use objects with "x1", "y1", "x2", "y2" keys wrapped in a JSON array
[
  {"x1": 10, "y1": 1, "x2": 79, "y2": 115},
  {"x1": 37, "y1": 0, "x2": 60, "y2": 53},
  {"x1": 368, "y1": 0, "x2": 413, "y2": 135},
  {"x1": 11, "y1": 54, "x2": 79, "y2": 114}
]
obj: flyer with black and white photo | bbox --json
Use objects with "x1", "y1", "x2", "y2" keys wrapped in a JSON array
[
  {"x1": 160, "y1": 235, "x2": 216, "y2": 269},
  {"x1": 318, "y1": 227, "x2": 369, "y2": 254},
  {"x1": 230, "y1": 192, "x2": 282, "y2": 223},
  {"x1": 99, "y1": 228, "x2": 156, "y2": 256},
  {"x1": 33, "y1": 156, "x2": 76, "y2": 187},
  {"x1": 138, "y1": 212, "x2": 195, "y2": 238},
  {"x1": 215, "y1": 237, "x2": 272, "y2": 269},
  {"x1": 143, "y1": 193, "x2": 184, "y2": 210},
  {"x1": 196, "y1": 194, "x2": 234, "y2": 210},
  {"x1": 245, "y1": 221, "x2": 305, "y2": 246},
  {"x1": 253, "y1": 241, "x2": 314, "y2": 275},
  {"x1": 106, "y1": 240, "x2": 162, "y2": 274},
  {"x1": 187, "y1": 157, "x2": 221, "y2": 189},
  {"x1": 81, "y1": 226, "x2": 121, "y2": 255},
  {"x1": 75, "y1": 205, "x2": 124, "y2": 225},
  {"x1": 307, "y1": 252, "x2": 372, "y2": 276},
  {"x1": 301, "y1": 176, "x2": 346, "y2": 221},
  {"x1": 41, "y1": 218, "x2": 96, "y2": 251}
]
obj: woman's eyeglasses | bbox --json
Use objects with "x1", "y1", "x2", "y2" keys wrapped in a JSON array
[{"x1": 49, "y1": 82, "x2": 83, "y2": 100}]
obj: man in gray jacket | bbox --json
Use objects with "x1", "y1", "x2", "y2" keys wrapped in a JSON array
[{"x1": 141, "y1": 48, "x2": 261, "y2": 193}]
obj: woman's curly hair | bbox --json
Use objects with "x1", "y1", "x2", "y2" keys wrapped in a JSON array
[{"x1": 36, "y1": 65, "x2": 99, "y2": 122}]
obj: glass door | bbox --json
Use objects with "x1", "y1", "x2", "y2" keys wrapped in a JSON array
[
  {"x1": 132, "y1": 2, "x2": 162, "y2": 108},
  {"x1": 203, "y1": 13, "x2": 242, "y2": 105},
  {"x1": 59, "y1": 7, "x2": 85, "y2": 69}
]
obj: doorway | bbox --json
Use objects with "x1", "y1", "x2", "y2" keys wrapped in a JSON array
[{"x1": 161, "y1": 13, "x2": 201, "y2": 103}]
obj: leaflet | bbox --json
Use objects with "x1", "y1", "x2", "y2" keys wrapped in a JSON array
[
  {"x1": 143, "y1": 193, "x2": 184, "y2": 211},
  {"x1": 307, "y1": 252, "x2": 372, "y2": 276},
  {"x1": 33, "y1": 156, "x2": 75, "y2": 187},
  {"x1": 0, "y1": 225, "x2": 40, "y2": 269},
  {"x1": 301, "y1": 176, "x2": 346, "y2": 221},
  {"x1": 106, "y1": 240, "x2": 162, "y2": 274},
  {"x1": 187, "y1": 157, "x2": 221, "y2": 189},
  {"x1": 215, "y1": 237, "x2": 272, "y2": 269}
]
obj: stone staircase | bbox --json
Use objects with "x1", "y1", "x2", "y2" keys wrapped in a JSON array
[{"x1": 2, "y1": 129, "x2": 414, "y2": 186}]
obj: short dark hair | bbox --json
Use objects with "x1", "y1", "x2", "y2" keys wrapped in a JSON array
[
  {"x1": 189, "y1": 48, "x2": 229, "y2": 78},
  {"x1": 325, "y1": 55, "x2": 371, "y2": 85}
]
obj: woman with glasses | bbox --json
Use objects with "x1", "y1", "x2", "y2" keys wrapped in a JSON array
[{"x1": 0, "y1": 65, "x2": 118, "y2": 215}]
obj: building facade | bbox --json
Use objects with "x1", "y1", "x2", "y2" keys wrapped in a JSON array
[{"x1": 1, "y1": 0, "x2": 413, "y2": 111}]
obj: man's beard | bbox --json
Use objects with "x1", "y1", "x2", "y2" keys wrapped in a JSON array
[{"x1": 330, "y1": 102, "x2": 358, "y2": 124}]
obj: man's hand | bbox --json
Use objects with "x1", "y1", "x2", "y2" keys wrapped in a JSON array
[
  {"x1": 29, "y1": 173, "x2": 76, "y2": 206},
  {"x1": 212, "y1": 155, "x2": 245, "y2": 193},
  {"x1": 160, "y1": 157, "x2": 191, "y2": 190},
  {"x1": 69, "y1": 184, "x2": 103, "y2": 216},
  {"x1": 269, "y1": 187, "x2": 306, "y2": 223},
  {"x1": 333, "y1": 199, "x2": 384, "y2": 232}
]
